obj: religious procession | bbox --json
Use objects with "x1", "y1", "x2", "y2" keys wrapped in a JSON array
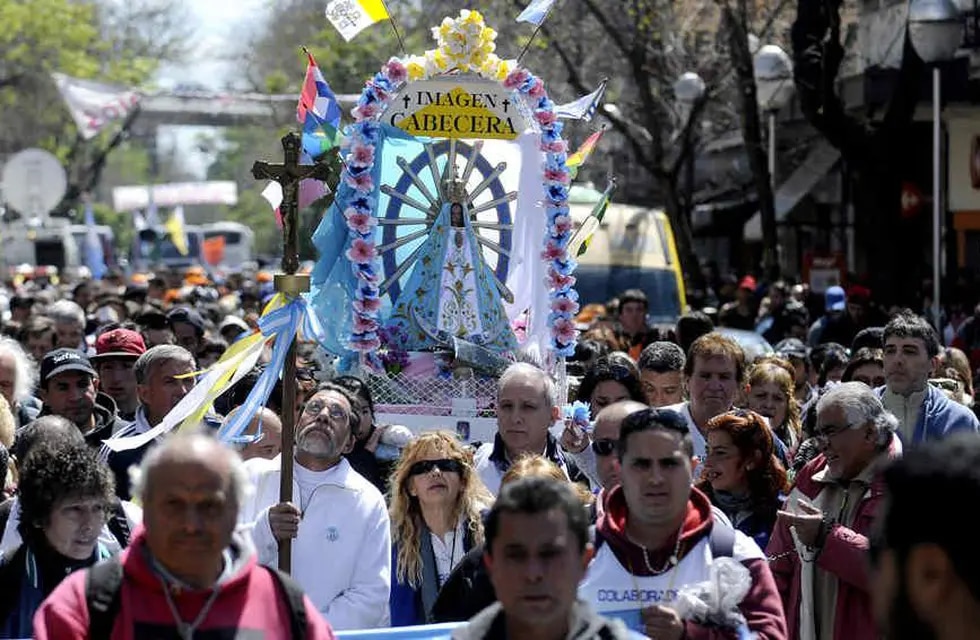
[{"x1": 2, "y1": 0, "x2": 980, "y2": 638}]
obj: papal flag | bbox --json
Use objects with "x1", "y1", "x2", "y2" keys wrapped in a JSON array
[
  {"x1": 325, "y1": 0, "x2": 390, "y2": 42},
  {"x1": 165, "y1": 205, "x2": 189, "y2": 256}
]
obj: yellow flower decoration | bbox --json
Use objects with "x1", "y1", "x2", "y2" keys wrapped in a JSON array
[{"x1": 430, "y1": 9, "x2": 499, "y2": 73}]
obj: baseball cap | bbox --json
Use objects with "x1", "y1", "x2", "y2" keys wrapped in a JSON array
[
  {"x1": 92, "y1": 328, "x2": 147, "y2": 361},
  {"x1": 219, "y1": 316, "x2": 249, "y2": 333},
  {"x1": 774, "y1": 338, "x2": 807, "y2": 360},
  {"x1": 825, "y1": 286, "x2": 847, "y2": 312},
  {"x1": 167, "y1": 307, "x2": 206, "y2": 333},
  {"x1": 135, "y1": 308, "x2": 169, "y2": 330},
  {"x1": 40, "y1": 349, "x2": 97, "y2": 385}
]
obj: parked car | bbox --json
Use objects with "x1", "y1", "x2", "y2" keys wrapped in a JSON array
[{"x1": 716, "y1": 327, "x2": 774, "y2": 363}]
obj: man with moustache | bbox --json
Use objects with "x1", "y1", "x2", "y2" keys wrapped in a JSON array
[
  {"x1": 239, "y1": 381, "x2": 391, "y2": 630},
  {"x1": 870, "y1": 434, "x2": 980, "y2": 640}
]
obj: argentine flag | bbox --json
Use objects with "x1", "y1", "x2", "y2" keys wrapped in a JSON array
[{"x1": 517, "y1": 0, "x2": 558, "y2": 26}]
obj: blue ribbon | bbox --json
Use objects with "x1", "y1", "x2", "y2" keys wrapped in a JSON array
[{"x1": 217, "y1": 299, "x2": 303, "y2": 443}]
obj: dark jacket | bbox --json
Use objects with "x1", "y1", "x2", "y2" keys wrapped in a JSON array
[
  {"x1": 346, "y1": 434, "x2": 395, "y2": 495},
  {"x1": 38, "y1": 392, "x2": 130, "y2": 451},
  {"x1": 430, "y1": 544, "x2": 494, "y2": 624},
  {"x1": 451, "y1": 601, "x2": 633, "y2": 640},
  {"x1": 390, "y1": 524, "x2": 475, "y2": 626}
]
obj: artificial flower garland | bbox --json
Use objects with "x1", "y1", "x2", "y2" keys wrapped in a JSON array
[{"x1": 340, "y1": 9, "x2": 580, "y2": 358}]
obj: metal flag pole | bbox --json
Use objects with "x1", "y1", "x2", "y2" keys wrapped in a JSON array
[
  {"x1": 380, "y1": 0, "x2": 408, "y2": 56},
  {"x1": 932, "y1": 66, "x2": 942, "y2": 331},
  {"x1": 516, "y1": 4, "x2": 559, "y2": 65},
  {"x1": 252, "y1": 133, "x2": 334, "y2": 573}
]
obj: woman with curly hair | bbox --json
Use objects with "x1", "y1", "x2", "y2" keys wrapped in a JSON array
[
  {"x1": 388, "y1": 431, "x2": 493, "y2": 626},
  {"x1": 0, "y1": 441, "x2": 116, "y2": 637},
  {"x1": 698, "y1": 410, "x2": 790, "y2": 550}
]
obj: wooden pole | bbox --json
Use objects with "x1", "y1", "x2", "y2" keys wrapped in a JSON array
[{"x1": 253, "y1": 132, "x2": 332, "y2": 572}]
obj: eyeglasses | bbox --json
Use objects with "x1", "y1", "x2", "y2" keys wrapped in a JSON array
[
  {"x1": 408, "y1": 458, "x2": 464, "y2": 476},
  {"x1": 852, "y1": 375, "x2": 885, "y2": 388},
  {"x1": 302, "y1": 399, "x2": 348, "y2": 419},
  {"x1": 591, "y1": 438, "x2": 617, "y2": 456},
  {"x1": 813, "y1": 423, "x2": 852, "y2": 446}
]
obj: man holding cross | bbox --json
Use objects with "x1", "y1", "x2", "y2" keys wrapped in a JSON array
[{"x1": 238, "y1": 381, "x2": 392, "y2": 630}]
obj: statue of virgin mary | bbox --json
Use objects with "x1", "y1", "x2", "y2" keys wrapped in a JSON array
[{"x1": 385, "y1": 174, "x2": 517, "y2": 353}]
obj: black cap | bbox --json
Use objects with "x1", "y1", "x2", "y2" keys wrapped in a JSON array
[
  {"x1": 774, "y1": 338, "x2": 807, "y2": 360},
  {"x1": 135, "y1": 308, "x2": 169, "y2": 330},
  {"x1": 167, "y1": 307, "x2": 206, "y2": 334},
  {"x1": 40, "y1": 349, "x2": 97, "y2": 386}
]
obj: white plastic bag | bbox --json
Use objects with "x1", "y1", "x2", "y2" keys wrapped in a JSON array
[{"x1": 672, "y1": 557, "x2": 752, "y2": 632}]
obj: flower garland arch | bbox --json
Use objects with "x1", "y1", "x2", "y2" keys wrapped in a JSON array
[{"x1": 339, "y1": 9, "x2": 580, "y2": 359}]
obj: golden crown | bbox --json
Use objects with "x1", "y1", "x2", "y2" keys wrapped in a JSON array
[{"x1": 444, "y1": 172, "x2": 467, "y2": 203}]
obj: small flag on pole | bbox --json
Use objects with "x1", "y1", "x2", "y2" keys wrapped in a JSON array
[
  {"x1": 325, "y1": 0, "x2": 390, "y2": 42},
  {"x1": 83, "y1": 200, "x2": 106, "y2": 279},
  {"x1": 165, "y1": 205, "x2": 189, "y2": 256},
  {"x1": 517, "y1": 0, "x2": 558, "y2": 25},
  {"x1": 568, "y1": 179, "x2": 617, "y2": 258},
  {"x1": 298, "y1": 50, "x2": 343, "y2": 160},
  {"x1": 567, "y1": 127, "x2": 606, "y2": 169},
  {"x1": 555, "y1": 79, "x2": 608, "y2": 122},
  {"x1": 261, "y1": 181, "x2": 284, "y2": 229}
]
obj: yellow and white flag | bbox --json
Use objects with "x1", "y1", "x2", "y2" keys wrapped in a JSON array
[
  {"x1": 164, "y1": 205, "x2": 188, "y2": 256},
  {"x1": 325, "y1": 0, "x2": 390, "y2": 41}
]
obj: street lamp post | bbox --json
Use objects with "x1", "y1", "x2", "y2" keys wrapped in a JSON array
[
  {"x1": 909, "y1": 0, "x2": 964, "y2": 330},
  {"x1": 674, "y1": 72, "x2": 706, "y2": 220},
  {"x1": 754, "y1": 44, "x2": 794, "y2": 190}
]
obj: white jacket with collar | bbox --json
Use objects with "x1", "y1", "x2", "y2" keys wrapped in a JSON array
[{"x1": 238, "y1": 455, "x2": 392, "y2": 630}]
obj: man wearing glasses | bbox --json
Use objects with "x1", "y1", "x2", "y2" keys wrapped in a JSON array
[
  {"x1": 766, "y1": 381, "x2": 901, "y2": 640},
  {"x1": 239, "y1": 381, "x2": 392, "y2": 630}
]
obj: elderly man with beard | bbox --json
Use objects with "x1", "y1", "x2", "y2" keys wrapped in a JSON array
[
  {"x1": 239, "y1": 381, "x2": 392, "y2": 630},
  {"x1": 871, "y1": 434, "x2": 980, "y2": 640},
  {"x1": 766, "y1": 382, "x2": 902, "y2": 640}
]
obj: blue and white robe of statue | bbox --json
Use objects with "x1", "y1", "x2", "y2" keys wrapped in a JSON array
[{"x1": 386, "y1": 202, "x2": 517, "y2": 353}]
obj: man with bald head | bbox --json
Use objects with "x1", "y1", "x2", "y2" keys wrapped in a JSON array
[
  {"x1": 34, "y1": 431, "x2": 335, "y2": 639},
  {"x1": 223, "y1": 407, "x2": 283, "y2": 461}
]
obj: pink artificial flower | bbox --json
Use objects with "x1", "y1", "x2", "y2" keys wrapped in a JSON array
[
  {"x1": 346, "y1": 238, "x2": 377, "y2": 264},
  {"x1": 553, "y1": 317, "x2": 578, "y2": 344},
  {"x1": 354, "y1": 297, "x2": 383, "y2": 313},
  {"x1": 551, "y1": 296, "x2": 581, "y2": 315},
  {"x1": 350, "y1": 143, "x2": 375, "y2": 168},
  {"x1": 352, "y1": 336, "x2": 382, "y2": 352},
  {"x1": 345, "y1": 171, "x2": 375, "y2": 193},
  {"x1": 384, "y1": 59, "x2": 408, "y2": 84},
  {"x1": 541, "y1": 140, "x2": 568, "y2": 154},
  {"x1": 352, "y1": 102, "x2": 380, "y2": 122},
  {"x1": 353, "y1": 314, "x2": 379, "y2": 333},
  {"x1": 504, "y1": 68, "x2": 530, "y2": 90},
  {"x1": 544, "y1": 169, "x2": 570, "y2": 185},
  {"x1": 345, "y1": 211, "x2": 376, "y2": 235},
  {"x1": 535, "y1": 110, "x2": 557, "y2": 126},
  {"x1": 553, "y1": 215, "x2": 572, "y2": 235},
  {"x1": 547, "y1": 269, "x2": 576, "y2": 290},
  {"x1": 541, "y1": 241, "x2": 566, "y2": 262},
  {"x1": 528, "y1": 78, "x2": 546, "y2": 98}
]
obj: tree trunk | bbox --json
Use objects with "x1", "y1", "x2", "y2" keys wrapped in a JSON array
[
  {"x1": 659, "y1": 174, "x2": 705, "y2": 298},
  {"x1": 724, "y1": 2, "x2": 780, "y2": 281}
]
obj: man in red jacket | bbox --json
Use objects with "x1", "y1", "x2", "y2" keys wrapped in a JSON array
[
  {"x1": 32, "y1": 431, "x2": 335, "y2": 640},
  {"x1": 578, "y1": 407, "x2": 787, "y2": 639}
]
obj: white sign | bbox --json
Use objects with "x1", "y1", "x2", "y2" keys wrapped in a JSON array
[
  {"x1": 386, "y1": 77, "x2": 526, "y2": 140},
  {"x1": 1, "y1": 148, "x2": 68, "y2": 218},
  {"x1": 112, "y1": 181, "x2": 238, "y2": 211},
  {"x1": 52, "y1": 72, "x2": 141, "y2": 140}
]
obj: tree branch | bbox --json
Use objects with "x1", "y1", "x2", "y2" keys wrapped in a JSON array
[{"x1": 579, "y1": 0, "x2": 634, "y2": 57}]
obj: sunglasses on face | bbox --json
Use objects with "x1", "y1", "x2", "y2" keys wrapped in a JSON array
[
  {"x1": 591, "y1": 438, "x2": 617, "y2": 456},
  {"x1": 408, "y1": 458, "x2": 464, "y2": 476}
]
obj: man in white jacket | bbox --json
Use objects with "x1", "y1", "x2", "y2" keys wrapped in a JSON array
[{"x1": 238, "y1": 381, "x2": 391, "y2": 630}]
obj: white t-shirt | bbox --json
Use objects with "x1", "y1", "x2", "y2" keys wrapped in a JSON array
[
  {"x1": 294, "y1": 463, "x2": 334, "y2": 511},
  {"x1": 430, "y1": 519, "x2": 466, "y2": 587}
]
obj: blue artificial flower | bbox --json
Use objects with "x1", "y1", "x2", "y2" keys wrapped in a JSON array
[
  {"x1": 350, "y1": 195, "x2": 374, "y2": 214},
  {"x1": 358, "y1": 121, "x2": 380, "y2": 143},
  {"x1": 548, "y1": 185, "x2": 569, "y2": 201},
  {"x1": 372, "y1": 72, "x2": 393, "y2": 92},
  {"x1": 553, "y1": 341, "x2": 576, "y2": 358},
  {"x1": 550, "y1": 288, "x2": 579, "y2": 302},
  {"x1": 537, "y1": 96, "x2": 554, "y2": 111},
  {"x1": 359, "y1": 89, "x2": 379, "y2": 106},
  {"x1": 552, "y1": 257, "x2": 577, "y2": 276}
]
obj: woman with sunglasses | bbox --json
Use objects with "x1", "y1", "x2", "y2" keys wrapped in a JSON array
[
  {"x1": 698, "y1": 410, "x2": 790, "y2": 550},
  {"x1": 388, "y1": 432, "x2": 493, "y2": 627}
]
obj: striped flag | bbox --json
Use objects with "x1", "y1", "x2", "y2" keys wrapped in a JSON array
[
  {"x1": 568, "y1": 179, "x2": 617, "y2": 258},
  {"x1": 325, "y1": 0, "x2": 390, "y2": 42},
  {"x1": 554, "y1": 79, "x2": 608, "y2": 122},
  {"x1": 517, "y1": 0, "x2": 558, "y2": 25},
  {"x1": 567, "y1": 127, "x2": 606, "y2": 169},
  {"x1": 298, "y1": 51, "x2": 343, "y2": 160}
]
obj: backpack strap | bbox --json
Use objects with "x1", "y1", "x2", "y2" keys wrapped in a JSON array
[
  {"x1": 106, "y1": 499, "x2": 131, "y2": 548},
  {"x1": 265, "y1": 566, "x2": 308, "y2": 640},
  {"x1": 0, "y1": 497, "x2": 13, "y2": 538},
  {"x1": 85, "y1": 556, "x2": 125, "y2": 639},
  {"x1": 708, "y1": 518, "x2": 736, "y2": 559}
]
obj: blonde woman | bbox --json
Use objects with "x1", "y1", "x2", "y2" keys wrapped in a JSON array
[
  {"x1": 388, "y1": 431, "x2": 493, "y2": 626},
  {"x1": 431, "y1": 454, "x2": 593, "y2": 623},
  {"x1": 745, "y1": 357, "x2": 803, "y2": 460}
]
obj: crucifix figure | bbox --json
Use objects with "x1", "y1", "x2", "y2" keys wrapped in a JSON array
[
  {"x1": 252, "y1": 131, "x2": 334, "y2": 275},
  {"x1": 250, "y1": 131, "x2": 334, "y2": 572}
]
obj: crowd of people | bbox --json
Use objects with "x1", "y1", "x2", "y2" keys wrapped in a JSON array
[{"x1": 0, "y1": 267, "x2": 980, "y2": 639}]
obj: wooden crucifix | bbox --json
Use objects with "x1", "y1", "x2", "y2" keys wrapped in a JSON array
[{"x1": 251, "y1": 131, "x2": 335, "y2": 572}]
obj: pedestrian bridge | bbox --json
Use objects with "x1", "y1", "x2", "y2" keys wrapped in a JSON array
[{"x1": 138, "y1": 90, "x2": 360, "y2": 128}]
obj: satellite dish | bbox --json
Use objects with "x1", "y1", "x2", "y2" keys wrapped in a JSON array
[{"x1": 1, "y1": 148, "x2": 68, "y2": 220}]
